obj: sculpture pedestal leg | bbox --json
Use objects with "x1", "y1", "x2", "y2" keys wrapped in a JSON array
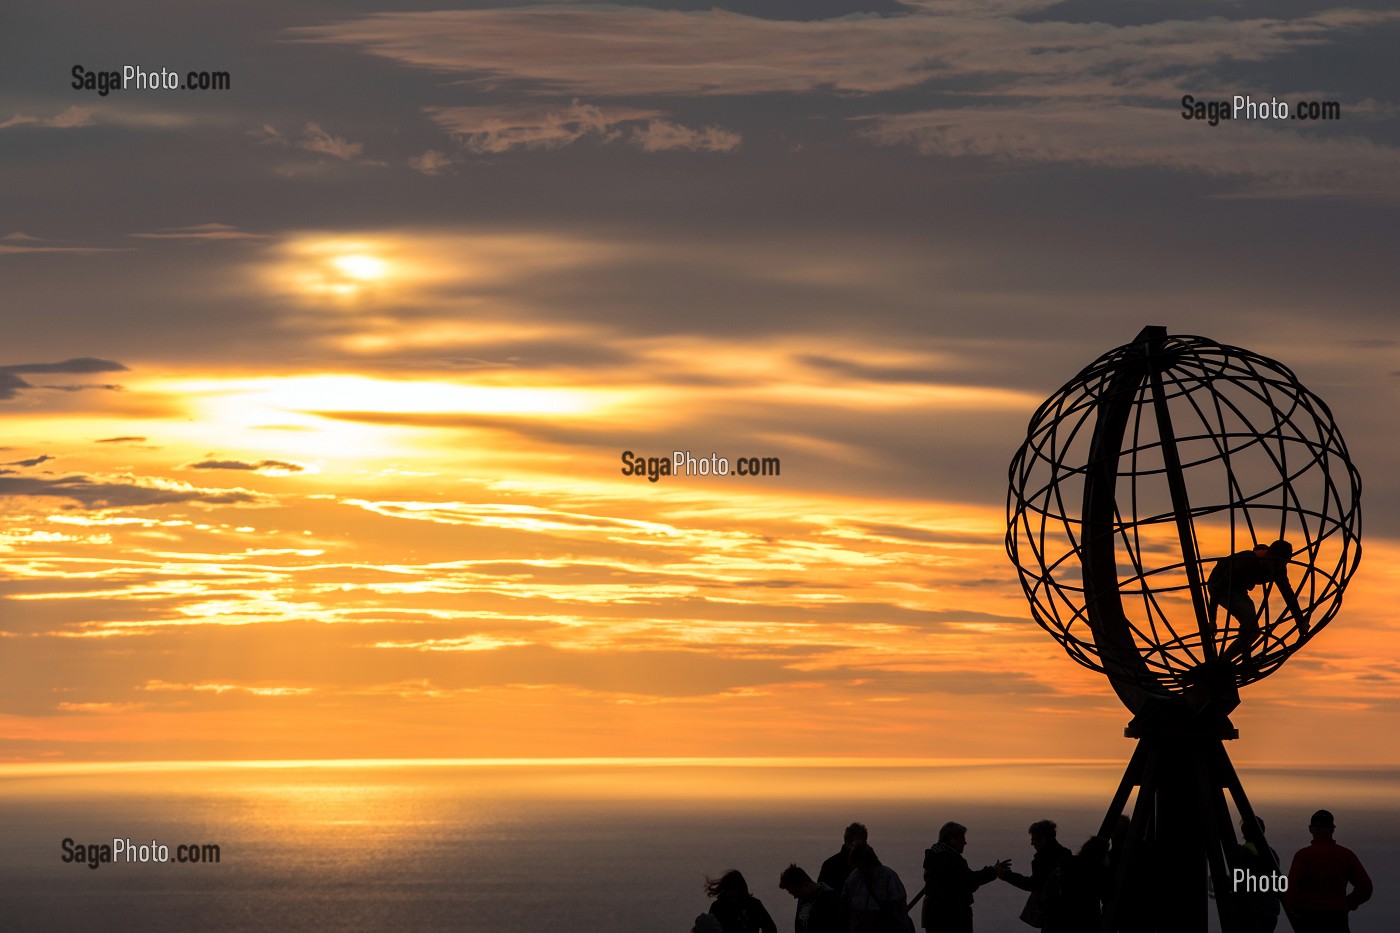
[{"x1": 1096, "y1": 727, "x2": 1290, "y2": 933}]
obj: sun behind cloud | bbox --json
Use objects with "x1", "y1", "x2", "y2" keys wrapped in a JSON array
[
  {"x1": 267, "y1": 236, "x2": 410, "y2": 300},
  {"x1": 331, "y1": 253, "x2": 389, "y2": 282}
]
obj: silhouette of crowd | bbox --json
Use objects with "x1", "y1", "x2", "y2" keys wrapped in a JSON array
[{"x1": 690, "y1": 808, "x2": 1373, "y2": 933}]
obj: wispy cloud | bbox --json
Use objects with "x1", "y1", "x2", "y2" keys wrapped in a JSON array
[
  {"x1": 0, "y1": 236, "x2": 129, "y2": 255},
  {"x1": 0, "y1": 358, "x2": 127, "y2": 376},
  {"x1": 427, "y1": 100, "x2": 739, "y2": 154},
  {"x1": 428, "y1": 100, "x2": 658, "y2": 152},
  {"x1": 298, "y1": 122, "x2": 364, "y2": 160},
  {"x1": 406, "y1": 149, "x2": 452, "y2": 175},
  {"x1": 864, "y1": 103, "x2": 1400, "y2": 199},
  {"x1": 0, "y1": 106, "x2": 94, "y2": 130},
  {"x1": 141, "y1": 680, "x2": 315, "y2": 697},
  {"x1": 292, "y1": 6, "x2": 961, "y2": 95},
  {"x1": 631, "y1": 120, "x2": 740, "y2": 153},
  {"x1": 292, "y1": 6, "x2": 1400, "y2": 98},
  {"x1": 130, "y1": 223, "x2": 267, "y2": 241},
  {"x1": 294, "y1": 4, "x2": 1400, "y2": 197},
  {"x1": 186, "y1": 458, "x2": 308, "y2": 475},
  {"x1": 256, "y1": 122, "x2": 368, "y2": 161},
  {"x1": 2, "y1": 455, "x2": 55, "y2": 468}
]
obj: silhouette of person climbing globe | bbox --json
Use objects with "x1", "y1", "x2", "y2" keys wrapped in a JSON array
[{"x1": 1207, "y1": 539, "x2": 1306, "y2": 664}]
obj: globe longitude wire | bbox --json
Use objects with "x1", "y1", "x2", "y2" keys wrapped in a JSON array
[{"x1": 1006, "y1": 333, "x2": 1361, "y2": 697}]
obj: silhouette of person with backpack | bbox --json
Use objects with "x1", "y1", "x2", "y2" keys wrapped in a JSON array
[{"x1": 842, "y1": 844, "x2": 913, "y2": 933}]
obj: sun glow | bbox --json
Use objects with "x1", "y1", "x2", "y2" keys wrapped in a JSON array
[
  {"x1": 262, "y1": 230, "x2": 630, "y2": 307},
  {"x1": 331, "y1": 254, "x2": 388, "y2": 282},
  {"x1": 266, "y1": 237, "x2": 409, "y2": 299}
]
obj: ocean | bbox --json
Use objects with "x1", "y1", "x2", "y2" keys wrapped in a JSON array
[{"x1": 1, "y1": 760, "x2": 1394, "y2": 932}]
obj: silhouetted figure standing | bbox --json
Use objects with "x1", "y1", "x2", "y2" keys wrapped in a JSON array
[
  {"x1": 779, "y1": 864, "x2": 847, "y2": 933},
  {"x1": 1235, "y1": 817, "x2": 1282, "y2": 933},
  {"x1": 1103, "y1": 813, "x2": 1155, "y2": 933},
  {"x1": 841, "y1": 844, "x2": 912, "y2": 933},
  {"x1": 997, "y1": 819, "x2": 1072, "y2": 929},
  {"x1": 707, "y1": 870, "x2": 779, "y2": 933},
  {"x1": 1207, "y1": 540, "x2": 1305, "y2": 662},
  {"x1": 1285, "y1": 810, "x2": 1372, "y2": 933},
  {"x1": 819, "y1": 822, "x2": 868, "y2": 893},
  {"x1": 921, "y1": 821, "x2": 1008, "y2": 933},
  {"x1": 1054, "y1": 837, "x2": 1111, "y2": 933}
]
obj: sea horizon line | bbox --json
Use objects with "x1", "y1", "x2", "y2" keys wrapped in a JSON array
[{"x1": 3, "y1": 755, "x2": 1398, "y2": 777}]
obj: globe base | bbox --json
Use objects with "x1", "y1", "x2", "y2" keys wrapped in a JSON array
[{"x1": 1098, "y1": 721, "x2": 1297, "y2": 932}]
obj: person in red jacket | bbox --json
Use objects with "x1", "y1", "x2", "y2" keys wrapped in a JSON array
[{"x1": 1285, "y1": 809, "x2": 1372, "y2": 933}]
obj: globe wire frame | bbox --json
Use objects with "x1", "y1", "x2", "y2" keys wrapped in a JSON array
[{"x1": 1006, "y1": 333, "x2": 1361, "y2": 696}]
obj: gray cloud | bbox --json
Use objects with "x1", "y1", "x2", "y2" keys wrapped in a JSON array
[
  {"x1": 3, "y1": 454, "x2": 55, "y2": 468},
  {"x1": 0, "y1": 358, "x2": 128, "y2": 400},
  {"x1": 289, "y1": 5, "x2": 1045, "y2": 96},
  {"x1": 130, "y1": 224, "x2": 266, "y2": 240},
  {"x1": 0, "y1": 373, "x2": 30, "y2": 400},
  {"x1": 292, "y1": 6, "x2": 1400, "y2": 99},
  {"x1": 0, "y1": 106, "x2": 95, "y2": 130},
  {"x1": 187, "y1": 459, "x2": 307, "y2": 474},
  {"x1": 427, "y1": 100, "x2": 740, "y2": 154},
  {"x1": 292, "y1": 5, "x2": 1400, "y2": 197},
  {"x1": 864, "y1": 104, "x2": 1400, "y2": 200},
  {"x1": 0, "y1": 243, "x2": 129, "y2": 255},
  {"x1": 0, "y1": 358, "x2": 128, "y2": 375},
  {"x1": 0, "y1": 474, "x2": 260, "y2": 509}
]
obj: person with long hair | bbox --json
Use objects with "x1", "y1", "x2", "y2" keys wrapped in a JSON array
[{"x1": 706, "y1": 869, "x2": 779, "y2": 933}]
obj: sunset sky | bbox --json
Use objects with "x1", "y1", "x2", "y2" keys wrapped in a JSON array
[{"x1": 3, "y1": 0, "x2": 1400, "y2": 767}]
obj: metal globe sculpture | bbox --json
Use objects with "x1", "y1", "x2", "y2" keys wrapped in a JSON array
[
  {"x1": 1003, "y1": 327, "x2": 1363, "y2": 933},
  {"x1": 1007, "y1": 327, "x2": 1361, "y2": 709}
]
